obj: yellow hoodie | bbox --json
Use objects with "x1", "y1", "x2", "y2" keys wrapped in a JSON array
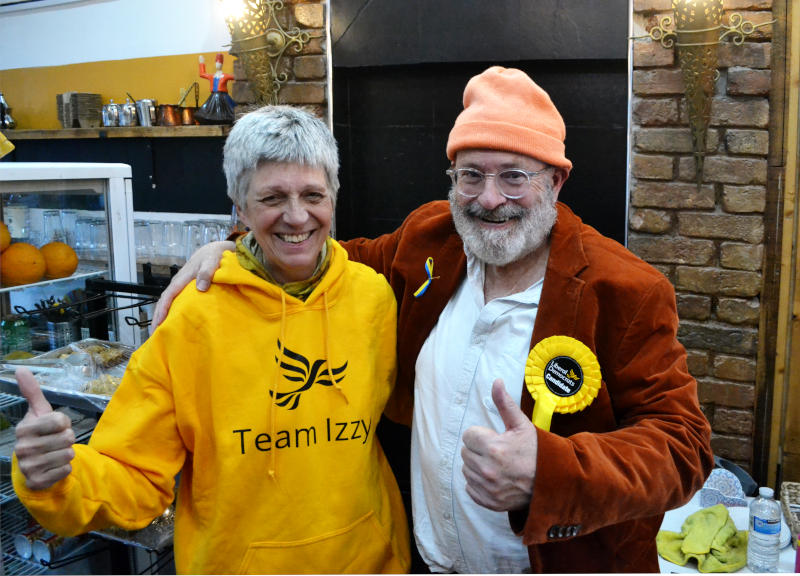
[{"x1": 13, "y1": 240, "x2": 410, "y2": 574}]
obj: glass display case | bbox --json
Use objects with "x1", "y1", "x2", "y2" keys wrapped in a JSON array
[
  {"x1": 0, "y1": 164, "x2": 174, "y2": 574},
  {"x1": 0, "y1": 162, "x2": 137, "y2": 349}
]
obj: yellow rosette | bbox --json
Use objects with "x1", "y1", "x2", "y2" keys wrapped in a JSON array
[{"x1": 524, "y1": 335, "x2": 602, "y2": 431}]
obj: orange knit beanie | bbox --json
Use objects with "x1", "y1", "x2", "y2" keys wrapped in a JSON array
[{"x1": 446, "y1": 66, "x2": 572, "y2": 175}]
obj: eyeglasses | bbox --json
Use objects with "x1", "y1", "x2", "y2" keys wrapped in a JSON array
[{"x1": 445, "y1": 167, "x2": 550, "y2": 200}]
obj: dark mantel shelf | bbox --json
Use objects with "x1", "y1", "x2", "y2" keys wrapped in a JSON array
[{"x1": 2, "y1": 126, "x2": 231, "y2": 140}]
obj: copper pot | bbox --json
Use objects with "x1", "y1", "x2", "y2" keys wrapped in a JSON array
[
  {"x1": 157, "y1": 104, "x2": 181, "y2": 126},
  {"x1": 180, "y1": 106, "x2": 199, "y2": 125}
]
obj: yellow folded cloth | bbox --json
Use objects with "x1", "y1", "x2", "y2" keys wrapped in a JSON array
[
  {"x1": 657, "y1": 503, "x2": 748, "y2": 573},
  {"x1": 0, "y1": 132, "x2": 14, "y2": 159}
]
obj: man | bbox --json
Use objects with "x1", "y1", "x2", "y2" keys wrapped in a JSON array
[{"x1": 153, "y1": 66, "x2": 713, "y2": 572}]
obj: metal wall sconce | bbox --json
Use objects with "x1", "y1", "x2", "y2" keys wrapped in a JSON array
[
  {"x1": 645, "y1": 0, "x2": 773, "y2": 186},
  {"x1": 223, "y1": 0, "x2": 311, "y2": 105}
]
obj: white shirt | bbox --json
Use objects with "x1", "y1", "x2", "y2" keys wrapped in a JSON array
[{"x1": 410, "y1": 251, "x2": 542, "y2": 573}]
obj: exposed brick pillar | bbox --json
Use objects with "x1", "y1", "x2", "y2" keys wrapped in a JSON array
[{"x1": 630, "y1": 0, "x2": 774, "y2": 471}]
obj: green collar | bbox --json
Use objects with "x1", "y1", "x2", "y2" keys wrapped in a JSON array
[{"x1": 235, "y1": 232, "x2": 332, "y2": 301}]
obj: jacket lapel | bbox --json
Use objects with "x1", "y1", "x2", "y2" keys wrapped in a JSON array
[
  {"x1": 400, "y1": 231, "x2": 467, "y2": 363},
  {"x1": 519, "y1": 203, "x2": 589, "y2": 418}
]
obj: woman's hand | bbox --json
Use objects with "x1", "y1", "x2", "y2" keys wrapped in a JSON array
[
  {"x1": 14, "y1": 368, "x2": 75, "y2": 490},
  {"x1": 151, "y1": 240, "x2": 235, "y2": 330}
]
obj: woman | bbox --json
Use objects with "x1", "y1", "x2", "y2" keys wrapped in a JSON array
[{"x1": 13, "y1": 106, "x2": 410, "y2": 574}]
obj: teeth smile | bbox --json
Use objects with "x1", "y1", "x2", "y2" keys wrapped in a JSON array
[{"x1": 279, "y1": 232, "x2": 312, "y2": 243}]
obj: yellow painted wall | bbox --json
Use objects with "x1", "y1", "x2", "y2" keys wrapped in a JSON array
[{"x1": 0, "y1": 53, "x2": 235, "y2": 130}]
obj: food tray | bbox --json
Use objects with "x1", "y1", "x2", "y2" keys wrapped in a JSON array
[
  {"x1": 781, "y1": 481, "x2": 800, "y2": 549},
  {"x1": 91, "y1": 506, "x2": 174, "y2": 552},
  {"x1": 0, "y1": 339, "x2": 132, "y2": 414}
]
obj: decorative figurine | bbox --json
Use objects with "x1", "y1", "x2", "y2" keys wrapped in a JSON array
[{"x1": 195, "y1": 53, "x2": 235, "y2": 125}]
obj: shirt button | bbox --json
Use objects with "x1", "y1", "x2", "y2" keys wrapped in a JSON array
[{"x1": 443, "y1": 512, "x2": 452, "y2": 520}]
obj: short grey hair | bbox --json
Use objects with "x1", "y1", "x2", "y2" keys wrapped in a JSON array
[{"x1": 223, "y1": 105, "x2": 340, "y2": 209}]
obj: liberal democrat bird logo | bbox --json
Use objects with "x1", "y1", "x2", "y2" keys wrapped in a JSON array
[{"x1": 271, "y1": 340, "x2": 347, "y2": 410}]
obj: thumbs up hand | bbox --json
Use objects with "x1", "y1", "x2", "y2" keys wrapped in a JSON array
[
  {"x1": 461, "y1": 378, "x2": 538, "y2": 512},
  {"x1": 13, "y1": 368, "x2": 76, "y2": 490}
]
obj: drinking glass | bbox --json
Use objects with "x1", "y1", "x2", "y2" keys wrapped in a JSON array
[
  {"x1": 26, "y1": 208, "x2": 44, "y2": 247},
  {"x1": 162, "y1": 221, "x2": 183, "y2": 259},
  {"x1": 42, "y1": 210, "x2": 65, "y2": 244},
  {"x1": 182, "y1": 220, "x2": 204, "y2": 261},
  {"x1": 150, "y1": 220, "x2": 165, "y2": 258},
  {"x1": 75, "y1": 218, "x2": 93, "y2": 258},
  {"x1": 59, "y1": 209, "x2": 78, "y2": 246},
  {"x1": 201, "y1": 220, "x2": 225, "y2": 244},
  {"x1": 134, "y1": 220, "x2": 153, "y2": 262},
  {"x1": 89, "y1": 218, "x2": 108, "y2": 260}
]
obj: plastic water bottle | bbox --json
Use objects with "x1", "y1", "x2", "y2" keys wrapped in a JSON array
[{"x1": 747, "y1": 486, "x2": 781, "y2": 572}]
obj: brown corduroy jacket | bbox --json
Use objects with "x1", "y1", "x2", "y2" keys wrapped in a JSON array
[{"x1": 342, "y1": 200, "x2": 714, "y2": 573}]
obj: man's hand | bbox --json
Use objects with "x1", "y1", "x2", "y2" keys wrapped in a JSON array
[
  {"x1": 461, "y1": 378, "x2": 538, "y2": 512},
  {"x1": 14, "y1": 368, "x2": 76, "y2": 490},
  {"x1": 150, "y1": 240, "x2": 235, "y2": 331}
]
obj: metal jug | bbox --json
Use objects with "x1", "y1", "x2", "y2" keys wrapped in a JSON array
[
  {"x1": 102, "y1": 100, "x2": 120, "y2": 127},
  {"x1": 135, "y1": 99, "x2": 157, "y2": 127},
  {"x1": 118, "y1": 99, "x2": 138, "y2": 126},
  {"x1": 0, "y1": 92, "x2": 15, "y2": 129}
]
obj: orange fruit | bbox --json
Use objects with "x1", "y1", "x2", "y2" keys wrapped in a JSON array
[
  {"x1": 0, "y1": 222, "x2": 10, "y2": 252},
  {"x1": 40, "y1": 241, "x2": 79, "y2": 279},
  {"x1": 0, "y1": 243, "x2": 46, "y2": 286}
]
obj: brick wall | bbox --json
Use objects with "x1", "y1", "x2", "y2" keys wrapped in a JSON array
[
  {"x1": 630, "y1": 0, "x2": 773, "y2": 471},
  {"x1": 229, "y1": 0, "x2": 328, "y2": 119}
]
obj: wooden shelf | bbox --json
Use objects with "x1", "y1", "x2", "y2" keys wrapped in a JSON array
[{"x1": 2, "y1": 126, "x2": 231, "y2": 140}]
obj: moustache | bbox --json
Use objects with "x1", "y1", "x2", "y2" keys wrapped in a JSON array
[{"x1": 464, "y1": 202, "x2": 528, "y2": 221}]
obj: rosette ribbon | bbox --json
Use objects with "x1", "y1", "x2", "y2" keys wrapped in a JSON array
[{"x1": 524, "y1": 335, "x2": 602, "y2": 431}]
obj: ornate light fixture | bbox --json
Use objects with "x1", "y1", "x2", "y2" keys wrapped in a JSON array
[
  {"x1": 646, "y1": 0, "x2": 772, "y2": 186},
  {"x1": 223, "y1": 0, "x2": 311, "y2": 105}
]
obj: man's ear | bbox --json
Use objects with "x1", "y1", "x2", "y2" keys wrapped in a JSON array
[{"x1": 550, "y1": 168, "x2": 569, "y2": 201}]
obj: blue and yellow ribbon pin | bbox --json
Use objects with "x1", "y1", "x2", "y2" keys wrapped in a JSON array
[{"x1": 413, "y1": 257, "x2": 438, "y2": 298}]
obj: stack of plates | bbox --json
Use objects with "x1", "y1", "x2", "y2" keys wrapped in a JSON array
[
  {"x1": 57, "y1": 93, "x2": 102, "y2": 128},
  {"x1": 56, "y1": 92, "x2": 71, "y2": 127}
]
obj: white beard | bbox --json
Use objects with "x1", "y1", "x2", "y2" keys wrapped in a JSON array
[{"x1": 449, "y1": 185, "x2": 558, "y2": 266}]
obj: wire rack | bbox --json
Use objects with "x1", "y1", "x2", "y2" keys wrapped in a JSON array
[
  {"x1": 1, "y1": 498, "x2": 47, "y2": 574},
  {"x1": 1, "y1": 554, "x2": 48, "y2": 575},
  {"x1": 0, "y1": 271, "x2": 176, "y2": 574},
  {"x1": 0, "y1": 393, "x2": 24, "y2": 412}
]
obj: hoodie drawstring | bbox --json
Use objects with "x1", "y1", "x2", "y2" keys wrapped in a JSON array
[
  {"x1": 324, "y1": 291, "x2": 348, "y2": 405},
  {"x1": 268, "y1": 290, "x2": 288, "y2": 482},
  {"x1": 268, "y1": 289, "x2": 347, "y2": 482}
]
